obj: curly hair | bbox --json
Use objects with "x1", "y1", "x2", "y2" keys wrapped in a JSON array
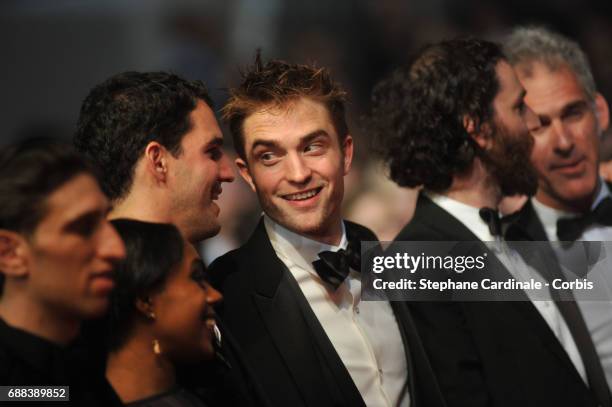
[
  {"x1": 74, "y1": 71, "x2": 213, "y2": 201},
  {"x1": 370, "y1": 38, "x2": 504, "y2": 191},
  {"x1": 222, "y1": 52, "x2": 348, "y2": 160}
]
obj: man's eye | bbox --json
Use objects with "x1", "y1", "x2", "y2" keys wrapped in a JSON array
[
  {"x1": 208, "y1": 148, "x2": 222, "y2": 161},
  {"x1": 259, "y1": 152, "x2": 279, "y2": 165},
  {"x1": 66, "y1": 214, "x2": 102, "y2": 237},
  {"x1": 565, "y1": 108, "x2": 584, "y2": 120},
  {"x1": 305, "y1": 143, "x2": 324, "y2": 154}
]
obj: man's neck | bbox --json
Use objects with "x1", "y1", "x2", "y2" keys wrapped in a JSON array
[
  {"x1": 268, "y1": 215, "x2": 344, "y2": 247},
  {"x1": 0, "y1": 294, "x2": 79, "y2": 346},
  {"x1": 110, "y1": 193, "x2": 173, "y2": 224},
  {"x1": 443, "y1": 159, "x2": 501, "y2": 209},
  {"x1": 304, "y1": 226, "x2": 344, "y2": 247}
]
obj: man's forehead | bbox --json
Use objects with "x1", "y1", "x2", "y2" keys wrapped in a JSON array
[
  {"x1": 243, "y1": 98, "x2": 335, "y2": 143},
  {"x1": 515, "y1": 60, "x2": 581, "y2": 90},
  {"x1": 496, "y1": 60, "x2": 523, "y2": 92},
  {"x1": 42, "y1": 174, "x2": 107, "y2": 225},
  {"x1": 517, "y1": 61, "x2": 588, "y2": 110},
  {"x1": 180, "y1": 116, "x2": 224, "y2": 152}
]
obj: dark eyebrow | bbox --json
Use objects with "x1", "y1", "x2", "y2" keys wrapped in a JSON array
[
  {"x1": 561, "y1": 100, "x2": 588, "y2": 115},
  {"x1": 63, "y1": 209, "x2": 104, "y2": 233},
  {"x1": 251, "y1": 130, "x2": 330, "y2": 152},
  {"x1": 206, "y1": 136, "x2": 224, "y2": 149},
  {"x1": 301, "y1": 130, "x2": 330, "y2": 145}
]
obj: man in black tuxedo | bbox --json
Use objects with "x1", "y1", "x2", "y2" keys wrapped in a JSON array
[
  {"x1": 209, "y1": 53, "x2": 445, "y2": 407},
  {"x1": 504, "y1": 26, "x2": 612, "y2": 391},
  {"x1": 370, "y1": 38, "x2": 609, "y2": 407}
]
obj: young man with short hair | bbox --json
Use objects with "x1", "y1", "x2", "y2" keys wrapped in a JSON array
[
  {"x1": 210, "y1": 54, "x2": 444, "y2": 407},
  {"x1": 0, "y1": 138, "x2": 125, "y2": 404},
  {"x1": 74, "y1": 71, "x2": 235, "y2": 243}
]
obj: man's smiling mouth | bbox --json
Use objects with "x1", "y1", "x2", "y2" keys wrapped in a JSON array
[{"x1": 282, "y1": 187, "x2": 323, "y2": 201}]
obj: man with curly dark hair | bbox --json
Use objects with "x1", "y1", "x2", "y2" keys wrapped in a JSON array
[
  {"x1": 74, "y1": 71, "x2": 235, "y2": 243},
  {"x1": 371, "y1": 38, "x2": 605, "y2": 407},
  {"x1": 209, "y1": 53, "x2": 445, "y2": 407}
]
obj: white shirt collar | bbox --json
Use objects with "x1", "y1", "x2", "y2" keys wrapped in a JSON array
[
  {"x1": 263, "y1": 214, "x2": 348, "y2": 276},
  {"x1": 591, "y1": 179, "x2": 610, "y2": 209},
  {"x1": 426, "y1": 191, "x2": 497, "y2": 241}
]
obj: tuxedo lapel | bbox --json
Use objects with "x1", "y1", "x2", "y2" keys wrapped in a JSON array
[
  {"x1": 387, "y1": 300, "x2": 449, "y2": 407},
  {"x1": 407, "y1": 194, "x2": 586, "y2": 379},
  {"x1": 245, "y1": 220, "x2": 365, "y2": 407}
]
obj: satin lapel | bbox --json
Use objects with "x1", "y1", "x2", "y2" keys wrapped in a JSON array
[
  {"x1": 389, "y1": 301, "x2": 446, "y2": 407},
  {"x1": 282, "y1": 271, "x2": 366, "y2": 407},
  {"x1": 514, "y1": 245, "x2": 592, "y2": 381},
  {"x1": 246, "y1": 220, "x2": 365, "y2": 407},
  {"x1": 411, "y1": 196, "x2": 584, "y2": 381}
]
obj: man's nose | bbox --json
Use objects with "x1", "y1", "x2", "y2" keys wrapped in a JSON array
[
  {"x1": 219, "y1": 153, "x2": 236, "y2": 183},
  {"x1": 284, "y1": 154, "x2": 312, "y2": 184},
  {"x1": 551, "y1": 119, "x2": 574, "y2": 154},
  {"x1": 100, "y1": 221, "x2": 126, "y2": 262}
]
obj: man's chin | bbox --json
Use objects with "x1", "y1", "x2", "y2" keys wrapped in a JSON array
[
  {"x1": 556, "y1": 181, "x2": 599, "y2": 206},
  {"x1": 191, "y1": 222, "x2": 221, "y2": 242},
  {"x1": 272, "y1": 212, "x2": 323, "y2": 236}
]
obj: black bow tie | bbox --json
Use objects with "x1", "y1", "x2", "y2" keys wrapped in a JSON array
[
  {"x1": 557, "y1": 197, "x2": 612, "y2": 241},
  {"x1": 312, "y1": 240, "x2": 361, "y2": 290},
  {"x1": 479, "y1": 207, "x2": 503, "y2": 236}
]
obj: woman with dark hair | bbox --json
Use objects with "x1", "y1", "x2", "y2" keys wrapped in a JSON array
[{"x1": 105, "y1": 219, "x2": 222, "y2": 406}]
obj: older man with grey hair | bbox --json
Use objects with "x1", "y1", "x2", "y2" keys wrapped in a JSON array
[{"x1": 504, "y1": 26, "x2": 612, "y2": 396}]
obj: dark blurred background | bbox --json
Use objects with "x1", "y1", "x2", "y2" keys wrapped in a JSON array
[{"x1": 2, "y1": 0, "x2": 611, "y2": 261}]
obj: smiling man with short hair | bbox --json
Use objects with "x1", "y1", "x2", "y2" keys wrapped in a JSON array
[
  {"x1": 74, "y1": 71, "x2": 235, "y2": 243},
  {"x1": 209, "y1": 53, "x2": 444, "y2": 407}
]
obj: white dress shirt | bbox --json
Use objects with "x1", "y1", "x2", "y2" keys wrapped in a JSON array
[
  {"x1": 264, "y1": 215, "x2": 410, "y2": 407},
  {"x1": 532, "y1": 179, "x2": 612, "y2": 390},
  {"x1": 427, "y1": 192, "x2": 587, "y2": 383}
]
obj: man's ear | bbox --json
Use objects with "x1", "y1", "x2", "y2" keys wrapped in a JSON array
[
  {"x1": 595, "y1": 92, "x2": 610, "y2": 133},
  {"x1": 235, "y1": 157, "x2": 257, "y2": 192},
  {"x1": 144, "y1": 141, "x2": 169, "y2": 182},
  {"x1": 464, "y1": 115, "x2": 492, "y2": 150},
  {"x1": 342, "y1": 135, "x2": 354, "y2": 175},
  {"x1": 0, "y1": 230, "x2": 29, "y2": 278}
]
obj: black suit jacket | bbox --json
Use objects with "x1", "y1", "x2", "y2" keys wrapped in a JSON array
[
  {"x1": 396, "y1": 194, "x2": 598, "y2": 407},
  {"x1": 209, "y1": 218, "x2": 446, "y2": 407}
]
